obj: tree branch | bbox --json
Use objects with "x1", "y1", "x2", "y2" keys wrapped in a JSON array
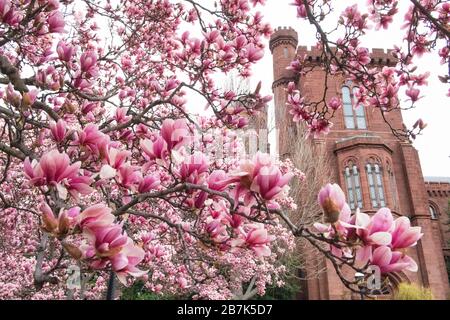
[
  {"x1": 410, "y1": 0, "x2": 450, "y2": 39},
  {"x1": 0, "y1": 55, "x2": 28, "y2": 92}
]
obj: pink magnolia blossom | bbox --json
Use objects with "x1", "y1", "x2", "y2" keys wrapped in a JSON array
[
  {"x1": 24, "y1": 150, "x2": 92, "y2": 199},
  {"x1": 354, "y1": 47, "x2": 371, "y2": 65},
  {"x1": 251, "y1": 165, "x2": 294, "y2": 201},
  {"x1": 138, "y1": 174, "x2": 160, "y2": 193},
  {"x1": 328, "y1": 96, "x2": 342, "y2": 110},
  {"x1": 232, "y1": 224, "x2": 276, "y2": 257},
  {"x1": 22, "y1": 88, "x2": 38, "y2": 106},
  {"x1": 314, "y1": 183, "x2": 423, "y2": 275},
  {"x1": 207, "y1": 170, "x2": 232, "y2": 191},
  {"x1": 177, "y1": 276, "x2": 188, "y2": 289},
  {"x1": 117, "y1": 164, "x2": 141, "y2": 189},
  {"x1": 205, "y1": 217, "x2": 228, "y2": 242},
  {"x1": 412, "y1": 118, "x2": 427, "y2": 130},
  {"x1": 317, "y1": 183, "x2": 346, "y2": 223},
  {"x1": 140, "y1": 136, "x2": 168, "y2": 160},
  {"x1": 39, "y1": 202, "x2": 70, "y2": 236},
  {"x1": 295, "y1": 4, "x2": 308, "y2": 18},
  {"x1": 242, "y1": 44, "x2": 264, "y2": 63},
  {"x1": 411, "y1": 35, "x2": 428, "y2": 57},
  {"x1": 50, "y1": 119, "x2": 66, "y2": 142},
  {"x1": 371, "y1": 245, "x2": 418, "y2": 273},
  {"x1": 74, "y1": 124, "x2": 110, "y2": 157},
  {"x1": 160, "y1": 118, "x2": 190, "y2": 152},
  {"x1": 233, "y1": 35, "x2": 247, "y2": 50},
  {"x1": 231, "y1": 152, "x2": 293, "y2": 201},
  {"x1": 250, "y1": 0, "x2": 265, "y2": 6},
  {"x1": 47, "y1": 11, "x2": 65, "y2": 33},
  {"x1": 193, "y1": 170, "x2": 232, "y2": 208},
  {"x1": 203, "y1": 30, "x2": 220, "y2": 44},
  {"x1": 84, "y1": 224, "x2": 128, "y2": 258},
  {"x1": 0, "y1": 0, "x2": 10, "y2": 18},
  {"x1": 112, "y1": 239, "x2": 146, "y2": 284},
  {"x1": 82, "y1": 224, "x2": 146, "y2": 284},
  {"x1": 178, "y1": 152, "x2": 209, "y2": 184},
  {"x1": 227, "y1": 213, "x2": 244, "y2": 229},
  {"x1": 56, "y1": 41, "x2": 75, "y2": 62},
  {"x1": 342, "y1": 4, "x2": 368, "y2": 31},
  {"x1": 390, "y1": 216, "x2": 423, "y2": 249},
  {"x1": 77, "y1": 204, "x2": 115, "y2": 230},
  {"x1": 0, "y1": 2, "x2": 22, "y2": 26},
  {"x1": 105, "y1": 147, "x2": 130, "y2": 169},
  {"x1": 80, "y1": 51, "x2": 98, "y2": 77},
  {"x1": 307, "y1": 118, "x2": 332, "y2": 138},
  {"x1": 405, "y1": 87, "x2": 421, "y2": 102},
  {"x1": 355, "y1": 208, "x2": 394, "y2": 247},
  {"x1": 375, "y1": 11, "x2": 395, "y2": 30},
  {"x1": 115, "y1": 107, "x2": 132, "y2": 123}
]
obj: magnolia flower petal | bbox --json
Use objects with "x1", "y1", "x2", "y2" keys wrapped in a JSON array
[
  {"x1": 370, "y1": 231, "x2": 392, "y2": 246},
  {"x1": 100, "y1": 164, "x2": 117, "y2": 179},
  {"x1": 56, "y1": 183, "x2": 68, "y2": 200}
]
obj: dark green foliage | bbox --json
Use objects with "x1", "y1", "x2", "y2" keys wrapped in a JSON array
[
  {"x1": 256, "y1": 251, "x2": 302, "y2": 300},
  {"x1": 120, "y1": 281, "x2": 189, "y2": 300},
  {"x1": 255, "y1": 279, "x2": 300, "y2": 300}
]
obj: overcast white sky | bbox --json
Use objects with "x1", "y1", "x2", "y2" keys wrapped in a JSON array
[{"x1": 248, "y1": 0, "x2": 450, "y2": 178}]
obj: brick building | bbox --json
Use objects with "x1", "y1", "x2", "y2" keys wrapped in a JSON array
[{"x1": 269, "y1": 27, "x2": 450, "y2": 299}]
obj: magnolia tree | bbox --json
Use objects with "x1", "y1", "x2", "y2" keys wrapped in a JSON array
[{"x1": 0, "y1": 0, "x2": 441, "y2": 300}]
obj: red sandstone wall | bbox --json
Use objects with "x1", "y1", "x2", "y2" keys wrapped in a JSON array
[{"x1": 426, "y1": 182, "x2": 450, "y2": 257}]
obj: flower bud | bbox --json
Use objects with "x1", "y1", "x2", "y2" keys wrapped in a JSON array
[
  {"x1": 318, "y1": 183, "x2": 346, "y2": 224},
  {"x1": 62, "y1": 242, "x2": 82, "y2": 260},
  {"x1": 57, "y1": 210, "x2": 70, "y2": 236},
  {"x1": 40, "y1": 202, "x2": 58, "y2": 233}
]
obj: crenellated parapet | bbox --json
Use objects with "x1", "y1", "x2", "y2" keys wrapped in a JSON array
[
  {"x1": 296, "y1": 45, "x2": 398, "y2": 66},
  {"x1": 425, "y1": 179, "x2": 450, "y2": 198},
  {"x1": 269, "y1": 26, "x2": 298, "y2": 53}
]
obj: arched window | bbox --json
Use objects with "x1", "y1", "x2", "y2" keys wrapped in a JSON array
[
  {"x1": 429, "y1": 204, "x2": 438, "y2": 220},
  {"x1": 366, "y1": 161, "x2": 386, "y2": 208},
  {"x1": 387, "y1": 163, "x2": 398, "y2": 210},
  {"x1": 342, "y1": 84, "x2": 367, "y2": 129},
  {"x1": 344, "y1": 161, "x2": 363, "y2": 210}
]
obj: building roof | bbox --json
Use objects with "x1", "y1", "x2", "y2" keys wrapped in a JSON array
[{"x1": 424, "y1": 176, "x2": 450, "y2": 183}]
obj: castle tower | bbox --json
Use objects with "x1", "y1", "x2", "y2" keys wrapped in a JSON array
[
  {"x1": 271, "y1": 26, "x2": 450, "y2": 299},
  {"x1": 269, "y1": 27, "x2": 299, "y2": 159}
]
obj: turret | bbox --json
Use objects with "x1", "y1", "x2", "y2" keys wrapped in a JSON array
[
  {"x1": 270, "y1": 27, "x2": 299, "y2": 159},
  {"x1": 270, "y1": 26, "x2": 299, "y2": 88}
]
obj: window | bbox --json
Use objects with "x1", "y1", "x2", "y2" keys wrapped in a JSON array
[
  {"x1": 387, "y1": 165, "x2": 398, "y2": 210},
  {"x1": 344, "y1": 162, "x2": 363, "y2": 210},
  {"x1": 366, "y1": 162, "x2": 386, "y2": 208},
  {"x1": 342, "y1": 85, "x2": 367, "y2": 129},
  {"x1": 429, "y1": 205, "x2": 438, "y2": 220},
  {"x1": 283, "y1": 47, "x2": 289, "y2": 58}
]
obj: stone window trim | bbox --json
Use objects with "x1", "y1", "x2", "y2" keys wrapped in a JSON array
[
  {"x1": 386, "y1": 161, "x2": 399, "y2": 211},
  {"x1": 343, "y1": 158, "x2": 363, "y2": 211},
  {"x1": 428, "y1": 202, "x2": 439, "y2": 220},
  {"x1": 365, "y1": 157, "x2": 386, "y2": 209},
  {"x1": 341, "y1": 82, "x2": 367, "y2": 130}
]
